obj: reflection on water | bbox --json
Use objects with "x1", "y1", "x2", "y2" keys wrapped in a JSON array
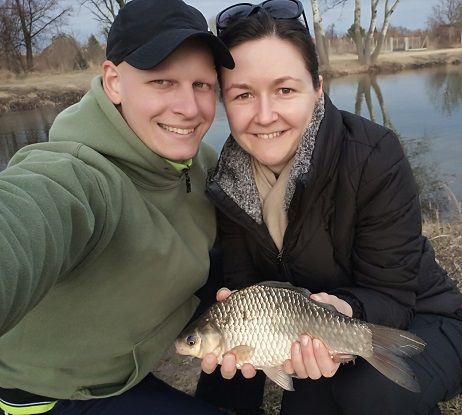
[
  {"x1": 0, "y1": 108, "x2": 61, "y2": 170},
  {"x1": 323, "y1": 65, "x2": 462, "y2": 220},
  {"x1": 425, "y1": 67, "x2": 462, "y2": 115},
  {"x1": 1, "y1": 66, "x2": 461, "y2": 218}
]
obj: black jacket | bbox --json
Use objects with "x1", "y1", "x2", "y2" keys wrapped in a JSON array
[{"x1": 207, "y1": 94, "x2": 462, "y2": 329}]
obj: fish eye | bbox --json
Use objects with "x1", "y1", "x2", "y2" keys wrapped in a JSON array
[{"x1": 186, "y1": 335, "x2": 196, "y2": 346}]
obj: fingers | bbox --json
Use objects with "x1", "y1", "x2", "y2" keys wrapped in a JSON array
[
  {"x1": 216, "y1": 288, "x2": 232, "y2": 302},
  {"x1": 202, "y1": 350, "x2": 257, "y2": 380},
  {"x1": 310, "y1": 292, "x2": 353, "y2": 318},
  {"x1": 201, "y1": 353, "x2": 218, "y2": 374},
  {"x1": 289, "y1": 336, "x2": 340, "y2": 380},
  {"x1": 220, "y1": 353, "x2": 237, "y2": 379},
  {"x1": 241, "y1": 363, "x2": 257, "y2": 379},
  {"x1": 296, "y1": 335, "x2": 321, "y2": 379},
  {"x1": 311, "y1": 339, "x2": 340, "y2": 378}
]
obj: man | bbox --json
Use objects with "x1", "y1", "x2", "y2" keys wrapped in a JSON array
[{"x1": 0, "y1": 0, "x2": 234, "y2": 413}]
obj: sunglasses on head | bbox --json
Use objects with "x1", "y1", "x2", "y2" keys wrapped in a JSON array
[{"x1": 216, "y1": 0, "x2": 310, "y2": 36}]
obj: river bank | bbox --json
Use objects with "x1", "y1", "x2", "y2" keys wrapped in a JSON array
[{"x1": 1, "y1": 47, "x2": 461, "y2": 113}]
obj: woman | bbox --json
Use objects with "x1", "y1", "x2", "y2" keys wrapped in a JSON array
[{"x1": 196, "y1": 1, "x2": 462, "y2": 414}]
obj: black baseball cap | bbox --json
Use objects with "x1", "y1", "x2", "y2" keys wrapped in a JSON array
[{"x1": 106, "y1": 0, "x2": 235, "y2": 69}]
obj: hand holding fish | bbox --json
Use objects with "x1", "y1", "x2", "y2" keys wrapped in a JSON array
[
  {"x1": 283, "y1": 291, "x2": 353, "y2": 380},
  {"x1": 201, "y1": 287, "x2": 257, "y2": 379},
  {"x1": 177, "y1": 282, "x2": 426, "y2": 392}
]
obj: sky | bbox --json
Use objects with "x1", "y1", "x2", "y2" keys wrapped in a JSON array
[{"x1": 68, "y1": 0, "x2": 439, "y2": 42}]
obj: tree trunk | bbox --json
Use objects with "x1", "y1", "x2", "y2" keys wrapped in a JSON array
[
  {"x1": 311, "y1": 0, "x2": 330, "y2": 67},
  {"x1": 370, "y1": 0, "x2": 400, "y2": 64},
  {"x1": 363, "y1": 0, "x2": 378, "y2": 66},
  {"x1": 353, "y1": 0, "x2": 365, "y2": 64},
  {"x1": 14, "y1": 0, "x2": 33, "y2": 70}
]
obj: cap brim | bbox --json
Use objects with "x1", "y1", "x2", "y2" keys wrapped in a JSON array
[{"x1": 124, "y1": 29, "x2": 235, "y2": 70}]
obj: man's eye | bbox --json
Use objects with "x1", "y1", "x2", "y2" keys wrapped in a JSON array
[
  {"x1": 236, "y1": 92, "x2": 251, "y2": 100},
  {"x1": 194, "y1": 81, "x2": 209, "y2": 89},
  {"x1": 151, "y1": 80, "x2": 172, "y2": 86}
]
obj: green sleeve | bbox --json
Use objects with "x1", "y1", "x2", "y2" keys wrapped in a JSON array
[{"x1": 0, "y1": 149, "x2": 115, "y2": 335}]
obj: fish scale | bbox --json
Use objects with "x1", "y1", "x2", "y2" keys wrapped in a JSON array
[
  {"x1": 210, "y1": 284, "x2": 372, "y2": 367},
  {"x1": 176, "y1": 282, "x2": 426, "y2": 392}
]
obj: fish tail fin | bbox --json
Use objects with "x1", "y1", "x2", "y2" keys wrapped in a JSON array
[{"x1": 363, "y1": 324, "x2": 426, "y2": 393}]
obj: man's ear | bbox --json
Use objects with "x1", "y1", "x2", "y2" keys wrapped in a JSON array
[{"x1": 102, "y1": 60, "x2": 122, "y2": 105}]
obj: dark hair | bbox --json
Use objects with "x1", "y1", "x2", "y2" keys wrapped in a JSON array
[{"x1": 218, "y1": 10, "x2": 320, "y2": 90}]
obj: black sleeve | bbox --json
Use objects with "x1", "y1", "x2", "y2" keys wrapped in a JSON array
[{"x1": 332, "y1": 131, "x2": 423, "y2": 329}]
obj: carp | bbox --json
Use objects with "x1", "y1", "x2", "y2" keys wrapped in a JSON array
[{"x1": 175, "y1": 282, "x2": 425, "y2": 392}]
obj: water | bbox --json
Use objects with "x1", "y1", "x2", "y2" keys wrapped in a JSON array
[{"x1": 1, "y1": 66, "x2": 461, "y2": 215}]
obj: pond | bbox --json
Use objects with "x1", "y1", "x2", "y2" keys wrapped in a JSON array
[{"x1": 1, "y1": 65, "x2": 461, "y2": 218}]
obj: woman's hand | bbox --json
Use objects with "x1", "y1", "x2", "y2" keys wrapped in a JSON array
[
  {"x1": 282, "y1": 292, "x2": 353, "y2": 379},
  {"x1": 200, "y1": 287, "x2": 257, "y2": 379}
]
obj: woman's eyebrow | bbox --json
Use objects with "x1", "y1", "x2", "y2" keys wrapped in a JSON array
[{"x1": 224, "y1": 82, "x2": 252, "y2": 93}]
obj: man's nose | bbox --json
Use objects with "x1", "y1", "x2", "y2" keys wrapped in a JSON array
[{"x1": 171, "y1": 86, "x2": 200, "y2": 118}]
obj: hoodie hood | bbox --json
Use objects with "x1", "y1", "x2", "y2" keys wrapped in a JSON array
[{"x1": 48, "y1": 76, "x2": 184, "y2": 185}]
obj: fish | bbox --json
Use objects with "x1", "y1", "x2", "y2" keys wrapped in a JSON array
[{"x1": 175, "y1": 281, "x2": 426, "y2": 392}]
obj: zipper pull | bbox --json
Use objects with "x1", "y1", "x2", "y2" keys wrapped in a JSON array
[
  {"x1": 277, "y1": 248, "x2": 284, "y2": 262},
  {"x1": 184, "y1": 169, "x2": 191, "y2": 193}
]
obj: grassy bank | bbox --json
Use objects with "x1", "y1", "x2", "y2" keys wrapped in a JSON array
[{"x1": 0, "y1": 47, "x2": 461, "y2": 113}]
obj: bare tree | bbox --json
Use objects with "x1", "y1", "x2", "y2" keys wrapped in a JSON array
[
  {"x1": 80, "y1": 0, "x2": 125, "y2": 38},
  {"x1": 0, "y1": 1, "x2": 24, "y2": 72},
  {"x1": 353, "y1": 0, "x2": 400, "y2": 66},
  {"x1": 428, "y1": 0, "x2": 462, "y2": 27},
  {"x1": 310, "y1": 0, "x2": 330, "y2": 67},
  {"x1": 2, "y1": 0, "x2": 71, "y2": 71}
]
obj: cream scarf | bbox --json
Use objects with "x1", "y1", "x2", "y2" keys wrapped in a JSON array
[{"x1": 251, "y1": 157, "x2": 294, "y2": 251}]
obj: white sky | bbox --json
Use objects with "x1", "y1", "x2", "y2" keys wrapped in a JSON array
[{"x1": 67, "y1": 0, "x2": 439, "y2": 42}]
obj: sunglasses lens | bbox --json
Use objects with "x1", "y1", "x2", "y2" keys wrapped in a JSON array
[
  {"x1": 217, "y1": 4, "x2": 253, "y2": 30},
  {"x1": 264, "y1": 0, "x2": 301, "y2": 19}
]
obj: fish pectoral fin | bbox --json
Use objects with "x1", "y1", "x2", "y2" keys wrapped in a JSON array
[
  {"x1": 227, "y1": 345, "x2": 254, "y2": 365},
  {"x1": 262, "y1": 366, "x2": 294, "y2": 391},
  {"x1": 332, "y1": 353, "x2": 356, "y2": 364}
]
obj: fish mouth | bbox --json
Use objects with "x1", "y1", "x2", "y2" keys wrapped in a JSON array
[{"x1": 159, "y1": 123, "x2": 195, "y2": 135}]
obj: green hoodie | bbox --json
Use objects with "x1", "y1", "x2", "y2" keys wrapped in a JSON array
[{"x1": 0, "y1": 77, "x2": 217, "y2": 399}]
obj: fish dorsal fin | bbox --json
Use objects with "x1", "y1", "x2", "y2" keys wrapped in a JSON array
[
  {"x1": 262, "y1": 366, "x2": 294, "y2": 391},
  {"x1": 256, "y1": 281, "x2": 312, "y2": 297},
  {"x1": 227, "y1": 345, "x2": 254, "y2": 366},
  {"x1": 255, "y1": 281, "x2": 337, "y2": 313}
]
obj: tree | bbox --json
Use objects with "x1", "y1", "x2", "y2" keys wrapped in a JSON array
[
  {"x1": 80, "y1": 0, "x2": 125, "y2": 38},
  {"x1": 308, "y1": 0, "x2": 349, "y2": 68},
  {"x1": 1, "y1": 0, "x2": 71, "y2": 71},
  {"x1": 85, "y1": 34, "x2": 105, "y2": 65},
  {"x1": 0, "y1": 1, "x2": 24, "y2": 72},
  {"x1": 310, "y1": 0, "x2": 330, "y2": 67},
  {"x1": 428, "y1": 0, "x2": 462, "y2": 27},
  {"x1": 353, "y1": 0, "x2": 401, "y2": 66},
  {"x1": 346, "y1": 23, "x2": 365, "y2": 41}
]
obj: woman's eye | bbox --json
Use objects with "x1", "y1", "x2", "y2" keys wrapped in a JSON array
[{"x1": 279, "y1": 87, "x2": 293, "y2": 95}]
